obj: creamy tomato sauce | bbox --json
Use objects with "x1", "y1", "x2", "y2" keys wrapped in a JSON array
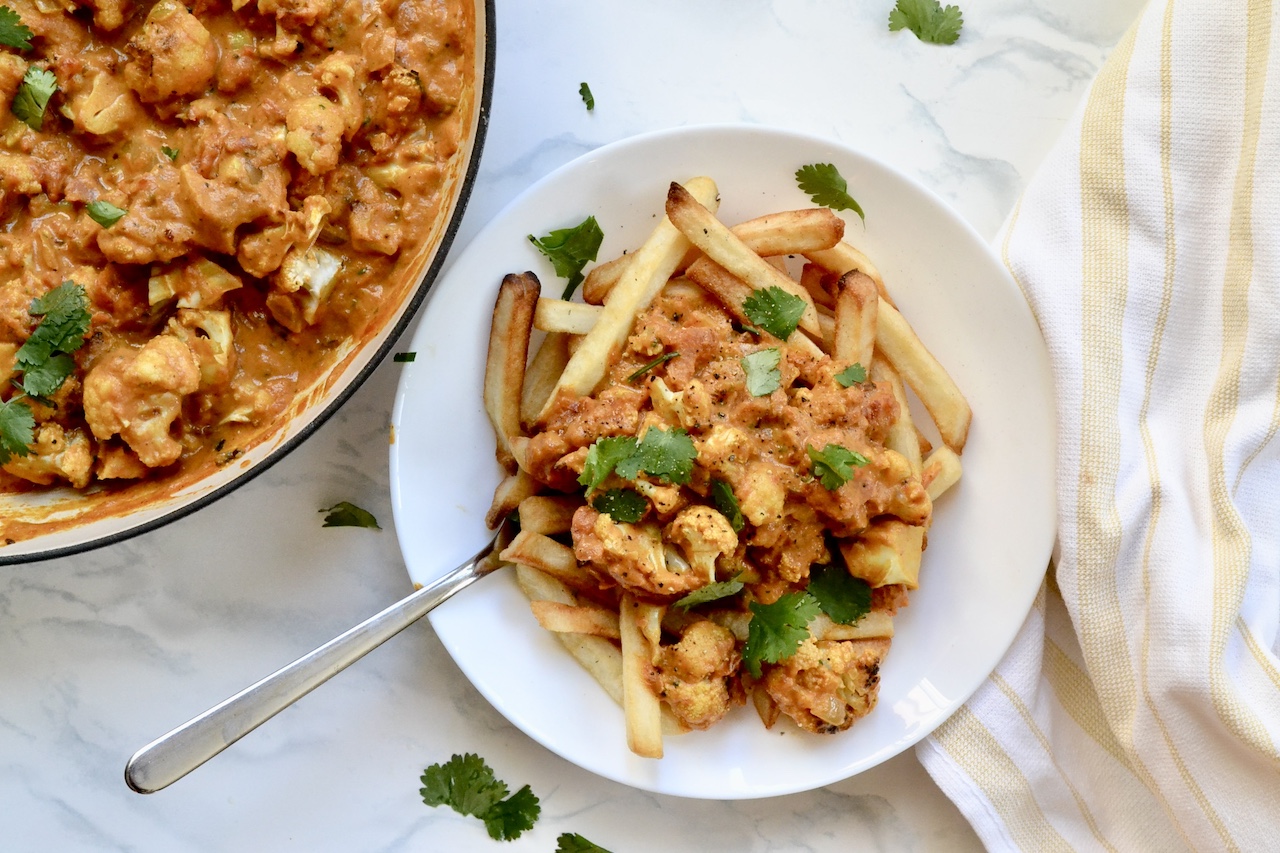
[{"x1": 0, "y1": 0, "x2": 473, "y2": 506}]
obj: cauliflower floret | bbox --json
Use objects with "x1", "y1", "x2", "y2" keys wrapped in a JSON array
[
  {"x1": 124, "y1": 0, "x2": 217, "y2": 102},
  {"x1": 655, "y1": 619, "x2": 741, "y2": 731},
  {"x1": 166, "y1": 309, "x2": 233, "y2": 387},
  {"x1": 2, "y1": 424, "x2": 94, "y2": 489},
  {"x1": 277, "y1": 246, "x2": 341, "y2": 319},
  {"x1": 82, "y1": 336, "x2": 199, "y2": 468},
  {"x1": 149, "y1": 258, "x2": 243, "y2": 309},
  {"x1": 695, "y1": 424, "x2": 747, "y2": 476},
  {"x1": 761, "y1": 637, "x2": 890, "y2": 734},
  {"x1": 571, "y1": 506, "x2": 707, "y2": 600},
  {"x1": 73, "y1": 0, "x2": 131, "y2": 31},
  {"x1": 237, "y1": 196, "x2": 331, "y2": 278},
  {"x1": 664, "y1": 505, "x2": 737, "y2": 583},
  {"x1": 286, "y1": 96, "x2": 344, "y2": 176},
  {"x1": 0, "y1": 153, "x2": 41, "y2": 196},
  {"x1": 737, "y1": 460, "x2": 787, "y2": 527},
  {"x1": 66, "y1": 72, "x2": 145, "y2": 138}
]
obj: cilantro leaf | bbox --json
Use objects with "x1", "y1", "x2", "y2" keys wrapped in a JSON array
[
  {"x1": 807, "y1": 563, "x2": 872, "y2": 625},
  {"x1": 481, "y1": 784, "x2": 540, "y2": 841},
  {"x1": 557, "y1": 832, "x2": 613, "y2": 853},
  {"x1": 627, "y1": 351, "x2": 677, "y2": 382},
  {"x1": 834, "y1": 362, "x2": 867, "y2": 387},
  {"x1": 86, "y1": 200, "x2": 127, "y2": 229},
  {"x1": 674, "y1": 574, "x2": 744, "y2": 610},
  {"x1": 393, "y1": 351, "x2": 416, "y2": 363},
  {"x1": 741, "y1": 347, "x2": 781, "y2": 397},
  {"x1": 0, "y1": 397, "x2": 34, "y2": 463},
  {"x1": 807, "y1": 444, "x2": 869, "y2": 490},
  {"x1": 17, "y1": 282, "x2": 90, "y2": 371},
  {"x1": 0, "y1": 6, "x2": 33, "y2": 50},
  {"x1": 795, "y1": 163, "x2": 865, "y2": 222},
  {"x1": 614, "y1": 426, "x2": 697, "y2": 485},
  {"x1": 420, "y1": 753, "x2": 508, "y2": 818},
  {"x1": 579, "y1": 435, "x2": 637, "y2": 492},
  {"x1": 579, "y1": 81, "x2": 594, "y2": 111},
  {"x1": 743, "y1": 592, "x2": 821, "y2": 677},
  {"x1": 888, "y1": 0, "x2": 964, "y2": 45},
  {"x1": 591, "y1": 488, "x2": 647, "y2": 523},
  {"x1": 161, "y1": 146, "x2": 179, "y2": 162},
  {"x1": 743, "y1": 286, "x2": 806, "y2": 341},
  {"x1": 319, "y1": 501, "x2": 381, "y2": 529},
  {"x1": 11, "y1": 66, "x2": 56, "y2": 131},
  {"x1": 528, "y1": 215, "x2": 604, "y2": 299},
  {"x1": 710, "y1": 479, "x2": 744, "y2": 532},
  {"x1": 19, "y1": 353, "x2": 75, "y2": 399}
]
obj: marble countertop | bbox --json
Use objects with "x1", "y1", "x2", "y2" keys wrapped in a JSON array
[{"x1": 2, "y1": 1, "x2": 1145, "y2": 849}]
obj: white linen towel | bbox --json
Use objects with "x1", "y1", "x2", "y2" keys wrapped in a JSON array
[{"x1": 917, "y1": 0, "x2": 1280, "y2": 849}]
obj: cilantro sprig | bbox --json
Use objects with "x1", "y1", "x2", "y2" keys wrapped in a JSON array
[
  {"x1": 889, "y1": 0, "x2": 964, "y2": 45},
  {"x1": 420, "y1": 753, "x2": 541, "y2": 842},
  {"x1": 578, "y1": 82, "x2": 594, "y2": 111},
  {"x1": 743, "y1": 591, "x2": 822, "y2": 677},
  {"x1": 742, "y1": 286, "x2": 807, "y2": 341},
  {"x1": 807, "y1": 563, "x2": 872, "y2": 625},
  {"x1": 807, "y1": 443, "x2": 869, "y2": 490},
  {"x1": 710, "y1": 479, "x2": 744, "y2": 532},
  {"x1": 579, "y1": 428, "x2": 698, "y2": 492},
  {"x1": 627, "y1": 351, "x2": 677, "y2": 382},
  {"x1": 86, "y1": 200, "x2": 127, "y2": 229},
  {"x1": 0, "y1": 282, "x2": 91, "y2": 464},
  {"x1": 0, "y1": 6, "x2": 33, "y2": 50},
  {"x1": 11, "y1": 65, "x2": 55, "y2": 131},
  {"x1": 674, "y1": 574, "x2": 745, "y2": 610},
  {"x1": 319, "y1": 501, "x2": 381, "y2": 529},
  {"x1": 590, "y1": 488, "x2": 647, "y2": 523},
  {"x1": 741, "y1": 347, "x2": 781, "y2": 397},
  {"x1": 557, "y1": 834, "x2": 613, "y2": 853},
  {"x1": 795, "y1": 163, "x2": 865, "y2": 222},
  {"x1": 834, "y1": 362, "x2": 867, "y2": 387},
  {"x1": 528, "y1": 216, "x2": 604, "y2": 299}
]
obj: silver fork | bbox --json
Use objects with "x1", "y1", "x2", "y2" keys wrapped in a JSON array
[{"x1": 124, "y1": 515, "x2": 517, "y2": 794}]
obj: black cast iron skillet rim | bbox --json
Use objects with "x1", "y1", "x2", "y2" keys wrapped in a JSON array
[{"x1": 0, "y1": 0, "x2": 497, "y2": 567}]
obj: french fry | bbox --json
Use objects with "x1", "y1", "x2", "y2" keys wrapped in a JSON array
[
  {"x1": 486, "y1": 468, "x2": 539, "y2": 529},
  {"x1": 619, "y1": 593, "x2": 664, "y2": 758},
  {"x1": 870, "y1": 358, "x2": 922, "y2": 474},
  {"x1": 534, "y1": 298, "x2": 604, "y2": 335},
  {"x1": 684, "y1": 259, "x2": 825, "y2": 358},
  {"x1": 804, "y1": 242, "x2": 893, "y2": 306},
  {"x1": 839, "y1": 520, "x2": 925, "y2": 590},
  {"x1": 483, "y1": 272, "x2": 540, "y2": 469},
  {"x1": 582, "y1": 209, "x2": 842, "y2": 306},
  {"x1": 922, "y1": 445, "x2": 963, "y2": 500},
  {"x1": 666, "y1": 182, "x2": 821, "y2": 338},
  {"x1": 799, "y1": 262, "x2": 837, "y2": 309},
  {"x1": 520, "y1": 332, "x2": 570, "y2": 430},
  {"x1": 832, "y1": 270, "x2": 878, "y2": 369},
  {"x1": 874, "y1": 297, "x2": 971, "y2": 452},
  {"x1": 500, "y1": 530, "x2": 597, "y2": 593},
  {"x1": 536, "y1": 176, "x2": 720, "y2": 423},
  {"x1": 516, "y1": 494, "x2": 581, "y2": 535},
  {"x1": 530, "y1": 600, "x2": 621, "y2": 639}
]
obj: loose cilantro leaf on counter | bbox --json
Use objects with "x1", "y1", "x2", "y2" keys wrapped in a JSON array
[
  {"x1": 795, "y1": 163, "x2": 865, "y2": 222},
  {"x1": 480, "y1": 784, "x2": 541, "y2": 841},
  {"x1": 626, "y1": 351, "x2": 677, "y2": 382},
  {"x1": 591, "y1": 488, "x2": 647, "y2": 523},
  {"x1": 557, "y1": 832, "x2": 613, "y2": 853},
  {"x1": 674, "y1": 574, "x2": 744, "y2": 610},
  {"x1": 579, "y1": 435, "x2": 638, "y2": 492},
  {"x1": 86, "y1": 200, "x2": 127, "y2": 229},
  {"x1": 161, "y1": 145, "x2": 179, "y2": 162},
  {"x1": 834, "y1": 362, "x2": 867, "y2": 387},
  {"x1": 0, "y1": 397, "x2": 35, "y2": 463},
  {"x1": 420, "y1": 753, "x2": 541, "y2": 842},
  {"x1": 528, "y1": 215, "x2": 604, "y2": 299},
  {"x1": 743, "y1": 591, "x2": 821, "y2": 677},
  {"x1": 807, "y1": 443, "x2": 869, "y2": 490},
  {"x1": 578, "y1": 81, "x2": 594, "y2": 111},
  {"x1": 889, "y1": 0, "x2": 964, "y2": 45},
  {"x1": 742, "y1": 286, "x2": 807, "y2": 341},
  {"x1": 319, "y1": 501, "x2": 381, "y2": 529},
  {"x1": 614, "y1": 426, "x2": 696, "y2": 485},
  {"x1": 0, "y1": 6, "x2": 33, "y2": 50},
  {"x1": 741, "y1": 347, "x2": 781, "y2": 397},
  {"x1": 808, "y1": 563, "x2": 872, "y2": 625},
  {"x1": 11, "y1": 65, "x2": 55, "y2": 131},
  {"x1": 710, "y1": 478, "x2": 744, "y2": 532},
  {"x1": 393, "y1": 351, "x2": 416, "y2": 363}
]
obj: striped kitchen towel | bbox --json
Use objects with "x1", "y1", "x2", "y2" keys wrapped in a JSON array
[{"x1": 917, "y1": 0, "x2": 1280, "y2": 849}]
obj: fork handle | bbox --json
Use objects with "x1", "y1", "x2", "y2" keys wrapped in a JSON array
[{"x1": 124, "y1": 539, "x2": 503, "y2": 794}]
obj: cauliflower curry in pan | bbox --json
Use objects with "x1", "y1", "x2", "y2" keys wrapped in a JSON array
[{"x1": 0, "y1": 0, "x2": 474, "y2": 501}]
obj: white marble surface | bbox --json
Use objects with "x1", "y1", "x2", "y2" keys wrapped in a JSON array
[{"x1": 2, "y1": 1, "x2": 1144, "y2": 849}]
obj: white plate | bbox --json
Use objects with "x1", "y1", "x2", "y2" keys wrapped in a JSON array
[{"x1": 390, "y1": 125, "x2": 1055, "y2": 799}]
